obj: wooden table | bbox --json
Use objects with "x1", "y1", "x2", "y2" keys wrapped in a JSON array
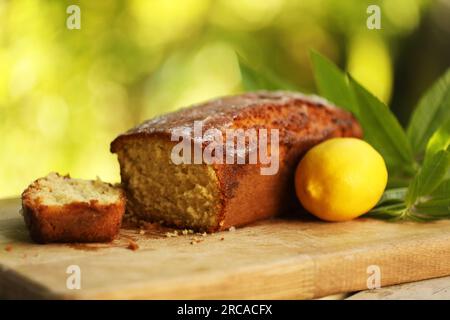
[
  {"x1": 346, "y1": 276, "x2": 450, "y2": 299},
  {"x1": 1, "y1": 197, "x2": 450, "y2": 299}
]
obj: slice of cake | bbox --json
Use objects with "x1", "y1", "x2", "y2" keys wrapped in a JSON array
[{"x1": 21, "y1": 173, "x2": 125, "y2": 243}]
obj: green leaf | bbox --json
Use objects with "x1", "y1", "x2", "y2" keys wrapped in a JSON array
[
  {"x1": 366, "y1": 203, "x2": 407, "y2": 220},
  {"x1": 424, "y1": 119, "x2": 450, "y2": 162},
  {"x1": 407, "y1": 69, "x2": 450, "y2": 157},
  {"x1": 348, "y1": 76, "x2": 415, "y2": 171},
  {"x1": 413, "y1": 198, "x2": 450, "y2": 218},
  {"x1": 371, "y1": 203, "x2": 406, "y2": 213},
  {"x1": 310, "y1": 50, "x2": 357, "y2": 114},
  {"x1": 406, "y1": 149, "x2": 450, "y2": 206},
  {"x1": 238, "y1": 56, "x2": 297, "y2": 91},
  {"x1": 376, "y1": 188, "x2": 407, "y2": 206},
  {"x1": 430, "y1": 179, "x2": 450, "y2": 199},
  {"x1": 386, "y1": 176, "x2": 413, "y2": 188}
]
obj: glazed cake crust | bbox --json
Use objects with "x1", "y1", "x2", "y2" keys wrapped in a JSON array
[{"x1": 111, "y1": 91, "x2": 363, "y2": 231}]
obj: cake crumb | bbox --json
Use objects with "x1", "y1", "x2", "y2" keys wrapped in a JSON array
[
  {"x1": 165, "y1": 231, "x2": 179, "y2": 238},
  {"x1": 229, "y1": 226, "x2": 236, "y2": 232},
  {"x1": 181, "y1": 229, "x2": 195, "y2": 235},
  {"x1": 201, "y1": 232, "x2": 207, "y2": 237},
  {"x1": 4, "y1": 244, "x2": 13, "y2": 252},
  {"x1": 138, "y1": 229, "x2": 145, "y2": 235},
  {"x1": 190, "y1": 237, "x2": 204, "y2": 245},
  {"x1": 220, "y1": 237, "x2": 225, "y2": 241},
  {"x1": 127, "y1": 240, "x2": 139, "y2": 251}
]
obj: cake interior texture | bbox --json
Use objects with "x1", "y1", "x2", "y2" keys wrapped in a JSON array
[
  {"x1": 28, "y1": 173, "x2": 121, "y2": 207},
  {"x1": 116, "y1": 138, "x2": 221, "y2": 231}
]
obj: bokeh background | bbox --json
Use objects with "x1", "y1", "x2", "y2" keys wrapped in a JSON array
[{"x1": 0, "y1": 0, "x2": 449, "y2": 198}]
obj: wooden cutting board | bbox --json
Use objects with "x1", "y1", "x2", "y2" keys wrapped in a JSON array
[{"x1": 1, "y1": 197, "x2": 450, "y2": 299}]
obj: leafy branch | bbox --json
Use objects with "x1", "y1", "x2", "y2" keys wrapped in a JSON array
[{"x1": 238, "y1": 51, "x2": 450, "y2": 221}]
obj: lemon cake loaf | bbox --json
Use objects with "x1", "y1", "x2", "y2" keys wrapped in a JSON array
[{"x1": 111, "y1": 91, "x2": 362, "y2": 232}]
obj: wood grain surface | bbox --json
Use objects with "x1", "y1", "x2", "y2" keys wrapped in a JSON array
[
  {"x1": 348, "y1": 276, "x2": 450, "y2": 300},
  {"x1": 1, "y1": 198, "x2": 450, "y2": 299}
]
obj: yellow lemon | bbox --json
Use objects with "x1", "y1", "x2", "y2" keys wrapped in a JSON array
[{"x1": 295, "y1": 137, "x2": 388, "y2": 222}]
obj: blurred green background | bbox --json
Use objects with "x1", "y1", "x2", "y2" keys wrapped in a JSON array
[{"x1": 0, "y1": 0, "x2": 449, "y2": 198}]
